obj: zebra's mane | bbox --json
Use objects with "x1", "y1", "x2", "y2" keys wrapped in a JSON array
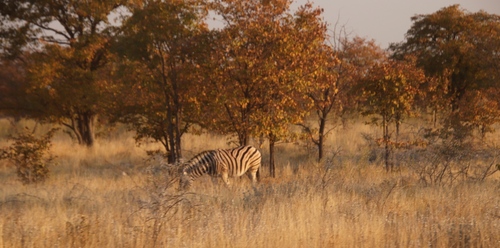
[{"x1": 182, "y1": 150, "x2": 216, "y2": 174}]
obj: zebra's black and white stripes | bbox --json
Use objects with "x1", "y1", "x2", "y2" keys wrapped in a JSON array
[{"x1": 179, "y1": 145, "x2": 261, "y2": 189}]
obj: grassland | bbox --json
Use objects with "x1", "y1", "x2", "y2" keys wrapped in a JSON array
[{"x1": 0, "y1": 119, "x2": 499, "y2": 247}]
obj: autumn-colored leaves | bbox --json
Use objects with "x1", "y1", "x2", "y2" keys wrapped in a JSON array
[{"x1": 1, "y1": 2, "x2": 499, "y2": 174}]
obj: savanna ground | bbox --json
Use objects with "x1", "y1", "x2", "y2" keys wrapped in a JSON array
[{"x1": 0, "y1": 118, "x2": 499, "y2": 248}]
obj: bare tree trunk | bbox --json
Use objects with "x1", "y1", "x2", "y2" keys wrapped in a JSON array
[
  {"x1": 318, "y1": 115, "x2": 326, "y2": 162},
  {"x1": 433, "y1": 108, "x2": 437, "y2": 128},
  {"x1": 167, "y1": 104, "x2": 177, "y2": 163},
  {"x1": 239, "y1": 132, "x2": 249, "y2": 146},
  {"x1": 74, "y1": 111, "x2": 96, "y2": 147},
  {"x1": 383, "y1": 114, "x2": 391, "y2": 172},
  {"x1": 269, "y1": 133, "x2": 276, "y2": 178},
  {"x1": 165, "y1": 104, "x2": 183, "y2": 164},
  {"x1": 172, "y1": 80, "x2": 182, "y2": 162},
  {"x1": 174, "y1": 114, "x2": 182, "y2": 161},
  {"x1": 395, "y1": 115, "x2": 400, "y2": 144}
]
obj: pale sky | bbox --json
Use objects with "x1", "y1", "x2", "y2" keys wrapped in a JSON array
[{"x1": 294, "y1": 0, "x2": 500, "y2": 48}]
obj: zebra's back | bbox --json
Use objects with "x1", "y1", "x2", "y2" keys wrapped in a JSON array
[
  {"x1": 180, "y1": 145, "x2": 261, "y2": 189},
  {"x1": 215, "y1": 145, "x2": 261, "y2": 177}
]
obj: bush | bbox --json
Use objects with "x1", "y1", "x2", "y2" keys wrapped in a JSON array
[
  {"x1": 0, "y1": 127, "x2": 58, "y2": 184},
  {"x1": 407, "y1": 129, "x2": 500, "y2": 186}
]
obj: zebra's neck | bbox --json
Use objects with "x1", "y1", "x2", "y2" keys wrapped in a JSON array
[{"x1": 183, "y1": 151, "x2": 215, "y2": 180}]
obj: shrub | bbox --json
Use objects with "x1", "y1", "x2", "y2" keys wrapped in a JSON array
[{"x1": 0, "y1": 127, "x2": 58, "y2": 184}]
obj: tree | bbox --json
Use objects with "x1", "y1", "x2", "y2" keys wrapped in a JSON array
[
  {"x1": 454, "y1": 89, "x2": 500, "y2": 139},
  {"x1": 253, "y1": 2, "x2": 328, "y2": 177},
  {"x1": 204, "y1": 0, "x2": 327, "y2": 177},
  {"x1": 205, "y1": 0, "x2": 290, "y2": 147},
  {"x1": 300, "y1": 33, "x2": 385, "y2": 162},
  {"x1": 360, "y1": 56, "x2": 425, "y2": 171},
  {"x1": 113, "y1": 0, "x2": 208, "y2": 163},
  {"x1": 0, "y1": 0, "x2": 127, "y2": 146},
  {"x1": 0, "y1": 58, "x2": 30, "y2": 118},
  {"x1": 390, "y1": 5, "x2": 500, "y2": 138}
]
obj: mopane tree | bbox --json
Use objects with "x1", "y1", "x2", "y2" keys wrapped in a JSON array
[
  {"x1": 361, "y1": 56, "x2": 425, "y2": 171},
  {"x1": 113, "y1": 0, "x2": 208, "y2": 163},
  {"x1": 204, "y1": 0, "x2": 327, "y2": 177},
  {"x1": 301, "y1": 34, "x2": 385, "y2": 162},
  {"x1": 256, "y1": 2, "x2": 328, "y2": 177},
  {"x1": 0, "y1": 0, "x2": 127, "y2": 146},
  {"x1": 390, "y1": 5, "x2": 500, "y2": 138},
  {"x1": 205, "y1": 0, "x2": 287, "y2": 147}
]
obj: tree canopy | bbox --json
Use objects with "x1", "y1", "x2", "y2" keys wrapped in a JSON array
[
  {"x1": 391, "y1": 5, "x2": 500, "y2": 138},
  {"x1": 0, "y1": 0, "x2": 127, "y2": 146},
  {"x1": 1, "y1": 2, "x2": 499, "y2": 175},
  {"x1": 112, "y1": 0, "x2": 208, "y2": 162}
]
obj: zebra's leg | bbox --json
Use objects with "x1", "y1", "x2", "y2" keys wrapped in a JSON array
[
  {"x1": 221, "y1": 173, "x2": 230, "y2": 186},
  {"x1": 210, "y1": 176, "x2": 218, "y2": 185},
  {"x1": 210, "y1": 176, "x2": 219, "y2": 191},
  {"x1": 246, "y1": 170, "x2": 258, "y2": 184}
]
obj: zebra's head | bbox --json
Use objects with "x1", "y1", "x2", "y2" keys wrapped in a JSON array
[{"x1": 178, "y1": 166, "x2": 192, "y2": 191}]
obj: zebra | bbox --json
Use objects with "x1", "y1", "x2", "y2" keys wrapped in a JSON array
[{"x1": 179, "y1": 145, "x2": 261, "y2": 190}]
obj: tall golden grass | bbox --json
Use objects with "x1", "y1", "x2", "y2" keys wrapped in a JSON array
[{"x1": 0, "y1": 119, "x2": 499, "y2": 247}]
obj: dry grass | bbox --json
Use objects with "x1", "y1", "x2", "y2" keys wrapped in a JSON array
[{"x1": 0, "y1": 119, "x2": 499, "y2": 247}]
